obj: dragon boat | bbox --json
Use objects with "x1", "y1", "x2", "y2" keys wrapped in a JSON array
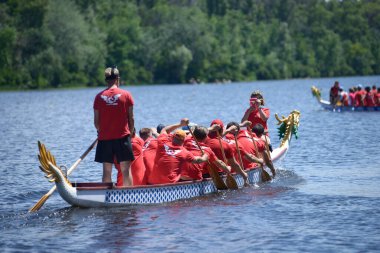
[
  {"x1": 36, "y1": 110, "x2": 300, "y2": 208},
  {"x1": 311, "y1": 86, "x2": 380, "y2": 112}
]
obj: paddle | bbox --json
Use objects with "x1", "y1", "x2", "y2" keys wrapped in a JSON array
[
  {"x1": 232, "y1": 134, "x2": 249, "y2": 184},
  {"x1": 187, "y1": 125, "x2": 228, "y2": 190},
  {"x1": 29, "y1": 139, "x2": 98, "y2": 212},
  {"x1": 248, "y1": 130, "x2": 271, "y2": 182},
  {"x1": 216, "y1": 133, "x2": 239, "y2": 189},
  {"x1": 263, "y1": 135, "x2": 276, "y2": 177}
]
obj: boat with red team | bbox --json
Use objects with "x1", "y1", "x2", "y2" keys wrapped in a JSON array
[
  {"x1": 31, "y1": 110, "x2": 300, "y2": 210},
  {"x1": 311, "y1": 86, "x2": 380, "y2": 112}
]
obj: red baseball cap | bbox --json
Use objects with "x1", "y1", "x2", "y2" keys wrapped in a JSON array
[
  {"x1": 208, "y1": 119, "x2": 224, "y2": 138},
  {"x1": 210, "y1": 119, "x2": 224, "y2": 129}
]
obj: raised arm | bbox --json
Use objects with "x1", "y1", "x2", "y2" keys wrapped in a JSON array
[
  {"x1": 240, "y1": 120, "x2": 252, "y2": 128},
  {"x1": 241, "y1": 107, "x2": 254, "y2": 123},
  {"x1": 257, "y1": 107, "x2": 269, "y2": 121},
  {"x1": 222, "y1": 124, "x2": 238, "y2": 137},
  {"x1": 151, "y1": 127, "x2": 159, "y2": 138},
  {"x1": 162, "y1": 118, "x2": 189, "y2": 135},
  {"x1": 208, "y1": 123, "x2": 221, "y2": 133}
]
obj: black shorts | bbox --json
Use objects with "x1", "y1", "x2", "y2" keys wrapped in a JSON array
[{"x1": 95, "y1": 136, "x2": 135, "y2": 163}]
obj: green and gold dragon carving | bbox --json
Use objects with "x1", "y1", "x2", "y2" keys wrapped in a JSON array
[{"x1": 275, "y1": 110, "x2": 300, "y2": 147}]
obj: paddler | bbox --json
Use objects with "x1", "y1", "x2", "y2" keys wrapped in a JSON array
[{"x1": 147, "y1": 118, "x2": 209, "y2": 185}]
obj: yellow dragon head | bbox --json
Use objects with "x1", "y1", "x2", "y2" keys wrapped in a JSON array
[
  {"x1": 311, "y1": 86, "x2": 321, "y2": 101},
  {"x1": 275, "y1": 110, "x2": 301, "y2": 147}
]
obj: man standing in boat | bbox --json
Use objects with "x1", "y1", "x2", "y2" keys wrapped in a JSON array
[
  {"x1": 329, "y1": 81, "x2": 340, "y2": 105},
  {"x1": 93, "y1": 66, "x2": 135, "y2": 186}
]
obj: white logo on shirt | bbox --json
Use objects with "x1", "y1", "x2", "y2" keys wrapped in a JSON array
[
  {"x1": 190, "y1": 140, "x2": 205, "y2": 151},
  {"x1": 101, "y1": 94, "x2": 122, "y2": 105},
  {"x1": 242, "y1": 131, "x2": 254, "y2": 143},
  {"x1": 164, "y1": 144, "x2": 182, "y2": 157},
  {"x1": 223, "y1": 136, "x2": 235, "y2": 144},
  {"x1": 143, "y1": 140, "x2": 151, "y2": 151}
]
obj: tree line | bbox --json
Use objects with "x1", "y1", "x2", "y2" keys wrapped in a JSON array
[{"x1": 0, "y1": 0, "x2": 379, "y2": 89}]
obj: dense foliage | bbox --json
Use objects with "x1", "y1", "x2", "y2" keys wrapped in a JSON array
[{"x1": 0, "y1": 0, "x2": 379, "y2": 88}]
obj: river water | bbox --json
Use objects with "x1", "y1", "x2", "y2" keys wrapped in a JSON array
[{"x1": 0, "y1": 76, "x2": 379, "y2": 252}]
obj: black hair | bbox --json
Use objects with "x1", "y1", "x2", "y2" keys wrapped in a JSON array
[
  {"x1": 156, "y1": 124, "x2": 165, "y2": 134},
  {"x1": 139, "y1": 128, "x2": 152, "y2": 140},
  {"x1": 226, "y1": 121, "x2": 240, "y2": 131},
  {"x1": 193, "y1": 126, "x2": 208, "y2": 141},
  {"x1": 252, "y1": 123, "x2": 264, "y2": 137}
]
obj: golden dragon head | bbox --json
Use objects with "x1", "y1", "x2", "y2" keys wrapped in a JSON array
[
  {"x1": 311, "y1": 86, "x2": 321, "y2": 101},
  {"x1": 38, "y1": 141, "x2": 71, "y2": 186},
  {"x1": 275, "y1": 110, "x2": 300, "y2": 147}
]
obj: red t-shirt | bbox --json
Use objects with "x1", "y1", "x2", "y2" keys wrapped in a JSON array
[
  {"x1": 365, "y1": 92, "x2": 376, "y2": 107},
  {"x1": 223, "y1": 133, "x2": 235, "y2": 142},
  {"x1": 349, "y1": 93, "x2": 356, "y2": 106},
  {"x1": 223, "y1": 133, "x2": 239, "y2": 161},
  {"x1": 376, "y1": 93, "x2": 380, "y2": 106},
  {"x1": 341, "y1": 92, "x2": 349, "y2": 106},
  {"x1": 370, "y1": 89, "x2": 377, "y2": 97},
  {"x1": 181, "y1": 136, "x2": 218, "y2": 179},
  {"x1": 114, "y1": 136, "x2": 146, "y2": 186},
  {"x1": 148, "y1": 134, "x2": 195, "y2": 184},
  {"x1": 205, "y1": 136, "x2": 234, "y2": 161},
  {"x1": 354, "y1": 90, "x2": 365, "y2": 107},
  {"x1": 245, "y1": 107, "x2": 270, "y2": 132},
  {"x1": 142, "y1": 137, "x2": 158, "y2": 183},
  {"x1": 236, "y1": 130, "x2": 265, "y2": 169},
  {"x1": 130, "y1": 136, "x2": 146, "y2": 185},
  {"x1": 93, "y1": 87, "x2": 134, "y2": 140},
  {"x1": 224, "y1": 131, "x2": 262, "y2": 169},
  {"x1": 225, "y1": 130, "x2": 265, "y2": 169},
  {"x1": 330, "y1": 86, "x2": 339, "y2": 97},
  {"x1": 205, "y1": 135, "x2": 236, "y2": 172},
  {"x1": 223, "y1": 133, "x2": 241, "y2": 169}
]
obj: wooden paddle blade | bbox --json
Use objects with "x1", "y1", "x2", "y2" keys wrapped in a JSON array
[
  {"x1": 261, "y1": 168, "x2": 271, "y2": 182},
  {"x1": 226, "y1": 174, "x2": 239, "y2": 189},
  {"x1": 207, "y1": 165, "x2": 228, "y2": 190},
  {"x1": 29, "y1": 193, "x2": 51, "y2": 212}
]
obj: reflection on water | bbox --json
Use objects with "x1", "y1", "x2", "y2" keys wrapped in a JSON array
[{"x1": 0, "y1": 76, "x2": 380, "y2": 252}]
